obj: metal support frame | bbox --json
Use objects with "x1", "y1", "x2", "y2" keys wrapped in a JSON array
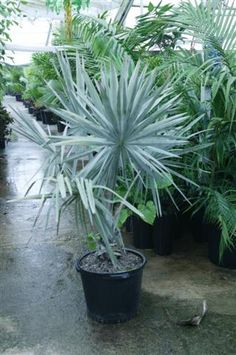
[{"x1": 114, "y1": 0, "x2": 134, "y2": 25}]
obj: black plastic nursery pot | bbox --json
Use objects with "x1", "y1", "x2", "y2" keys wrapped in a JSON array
[
  {"x1": 175, "y1": 211, "x2": 191, "y2": 238},
  {"x1": 24, "y1": 101, "x2": 31, "y2": 108},
  {"x1": 28, "y1": 106, "x2": 35, "y2": 115},
  {"x1": 76, "y1": 249, "x2": 146, "y2": 324},
  {"x1": 0, "y1": 138, "x2": 5, "y2": 149},
  {"x1": 206, "y1": 223, "x2": 236, "y2": 269},
  {"x1": 43, "y1": 111, "x2": 56, "y2": 125},
  {"x1": 132, "y1": 216, "x2": 154, "y2": 249},
  {"x1": 15, "y1": 93, "x2": 22, "y2": 102},
  {"x1": 57, "y1": 120, "x2": 66, "y2": 132},
  {"x1": 125, "y1": 215, "x2": 133, "y2": 233},
  {"x1": 152, "y1": 215, "x2": 174, "y2": 256},
  {"x1": 35, "y1": 110, "x2": 43, "y2": 121},
  {"x1": 190, "y1": 209, "x2": 207, "y2": 243}
]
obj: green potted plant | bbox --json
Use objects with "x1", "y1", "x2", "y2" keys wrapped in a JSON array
[
  {"x1": 13, "y1": 51, "x2": 200, "y2": 322},
  {"x1": 0, "y1": 105, "x2": 13, "y2": 149},
  {"x1": 170, "y1": 0, "x2": 236, "y2": 265}
]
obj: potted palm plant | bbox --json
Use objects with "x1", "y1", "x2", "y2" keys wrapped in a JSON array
[
  {"x1": 170, "y1": 0, "x2": 236, "y2": 265},
  {"x1": 13, "y1": 51, "x2": 200, "y2": 323}
]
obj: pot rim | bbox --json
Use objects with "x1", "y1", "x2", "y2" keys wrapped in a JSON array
[{"x1": 76, "y1": 248, "x2": 146, "y2": 276}]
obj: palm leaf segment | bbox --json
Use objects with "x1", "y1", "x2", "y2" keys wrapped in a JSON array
[
  {"x1": 54, "y1": 14, "x2": 129, "y2": 78},
  {"x1": 175, "y1": 0, "x2": 236, "y2": 66}
]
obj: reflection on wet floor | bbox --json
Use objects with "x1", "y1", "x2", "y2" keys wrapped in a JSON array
[
  {"x1": 1, "y1": 96, "x2": 53, "y2": 197},
  {"x1": 0, "y1": 96, "x2": 77, "y2": 248}
]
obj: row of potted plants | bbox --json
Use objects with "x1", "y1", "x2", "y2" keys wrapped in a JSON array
[
  {"x1": 21, "y1": 99, "x2": 66, "y2": 133},
  {"x1": 126, "y1": 211, "x2": 236, "y2": 270}
]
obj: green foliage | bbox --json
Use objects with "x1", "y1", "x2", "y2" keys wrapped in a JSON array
[
  {"x1": 10, "y1": 0, "x2": 236, "y2": 261},
  {"x1": 0, "y1": 0, "x2": 22, "y2": 97},
  {"x1": 0, "y1": 0, "x2": 21, "y2": 61},
  {"x1": 53, "y1": 14, "x2": 131, "y2": 78},
  {"x1": 22, "y1": 52, "x2": 57, "y2": 105},
  {"x1": 0, "y1": 104, "x2": 13, "y2": 139},
  {"x1": 86, "y1": 232, "x2": 100, "y2": 251},
  {"x1": 12, "y1": 50, "x2": 199, "y2": 267},
  {"x1": 4, "y1": 66, "x2": 25, "y2": 95},
  {"x1": 138, "y1": 201, "x2": 156, "y2": 225},
  {"x1": 117, "y1": 209, "x2": 132, "y2": 229},
  {"x1": 161, "y1": 0, "x2": 236, "y2": 254},
  {"x1": 46, "y1": 0, "x2": 90, "y2": 14},
  {"x1": 196, "y1": 189, "x2": 236, "y2": 259},
  {"x1": 123, "y1": 2, "x2": 182, "y2": 54}
]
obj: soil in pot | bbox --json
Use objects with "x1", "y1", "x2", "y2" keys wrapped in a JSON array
[
  {"x1": 152, "y1": 215, "x2": 174, "y2": 255},
  {"x1": 132, "y1": 216, "x2": 153, "y2": 249},
  {"x1": 76, "y1": 248, "x2": 146, "y2": 323},
  {"x1": 207, "y1": 223, "x2": 236, "y2": 269}
]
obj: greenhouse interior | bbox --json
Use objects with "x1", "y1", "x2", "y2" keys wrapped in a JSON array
[{"x1": 1, "y1": 0, "x2": 236, "y2": 354}]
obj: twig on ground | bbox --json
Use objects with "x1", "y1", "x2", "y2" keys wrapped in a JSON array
[{"x1": 177, "y1": 300, "x2": 208, "y2": 326}]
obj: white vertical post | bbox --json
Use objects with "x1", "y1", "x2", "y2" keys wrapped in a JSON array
[{"x1": 140, "y1": 0, "x2": 144, "y2": 15}]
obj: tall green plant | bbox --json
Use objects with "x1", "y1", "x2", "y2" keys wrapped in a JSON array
[
  {"x1": 160, "y1": 0, "x2": 236, "y2": 257},
  {"x1": 12, "y1": 51, "x2": 202, "y2": 267},
  {"x1": 22, "y1": 52, "x2": 57, "y2": 105},
  {"x1": 123, "y1": 2, "x2": 182, "y2": 54}
]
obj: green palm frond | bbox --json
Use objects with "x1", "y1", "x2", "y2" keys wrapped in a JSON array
[
  {"x1": 203, "y1": 189, "x2": 236, "y2": 259},
  {"x1": 124, "y1": 2, "x2": 182, "y2": 52},
  {"x1": 12, "y1": 106, "x2": 144, "y2": 268},
  {"x1": 174, "y1": 0, "x2": 236, "y2": 70},
  {"x1": 54, "y1": 14, "x2": 130, "y2": 78}
]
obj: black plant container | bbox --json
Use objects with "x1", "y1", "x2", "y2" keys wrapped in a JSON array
[
  {"x1": 35, "y1": 110, "x2": 43, "y2": 121},
  {"x1": 0, "y1": 138, "x2": 5, "y2": 149},
  {"x1": 24, "y1": 101, "x2": 31, "y2": 108},
  {"x1": 28, "y1": 106, "x2": 35, "y2": 115},
  {"x1": 176, "y1": 211, "x2": 192, "y2": 238},
  {"x1": 152, "y1": 215, "x2": 174, "y2": 255},
  {"x1": 76, "y1": 249, "x2": 146, "y2": 323},
  {"x1": 207, "y1": 223, "x2": 236, "y2": 269},
  {"x1": 125, "y1": 215, "x2": 133, "y2": 233},
  {"x1": 57, "y1": 120, "x2": 66, "y2": 132},
  {"x1": 190, "y1": 209, "x2": 207, "y2": 243},
  {"x1": 15, "y1": 93, "x2": 22, "y2": 102},
  {"x1": 43, "y1": 111, "x2": 56, "y2": 125},
  {"x1": 132, "y1": 216, "x2": 153, "y2": 249}
]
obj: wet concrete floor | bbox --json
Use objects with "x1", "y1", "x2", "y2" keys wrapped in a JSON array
[{"x1": 0, "y1": 97, "x2": 236, "y2": 355}]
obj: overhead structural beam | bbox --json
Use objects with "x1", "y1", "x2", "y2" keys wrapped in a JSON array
[
  {"x1": 45, "y1": 22, "x2": 53, "y2": 46},
  {"x1": 5, "y1": 43, "x2": 57, "y2": 52},
  {"x1": 114, "y1": 0, "x2": 134, "y2": 25},
  {"x1": 140, "y1": 0, "x2": 144, "y2": 15},
  {"x1": 5, "y1": 43, "x2": 77, "y2": 53}
]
